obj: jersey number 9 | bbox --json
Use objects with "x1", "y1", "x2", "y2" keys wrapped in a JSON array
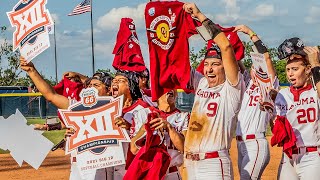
[{"x1": 207, "y1": 102, "x2": 218, "y2": 117}]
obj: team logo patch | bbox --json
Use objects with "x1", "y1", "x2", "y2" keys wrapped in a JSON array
[
  {"x1": 148, "y1": 7, "x2": 155, "y2": 16},
  {"x1": 147, "y1": 15, "x2": 176, "y2": 50},
  {"x1": 80, "y1": 88, "x2": 98, "y2": 108}
]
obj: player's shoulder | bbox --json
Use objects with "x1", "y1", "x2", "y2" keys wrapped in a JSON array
[
  {"x1": 197, "y1": 77, "x2": 208, "y2": 88},
  {"x1": 278, "y1": 87, "x2": 290, "y2": 95}
]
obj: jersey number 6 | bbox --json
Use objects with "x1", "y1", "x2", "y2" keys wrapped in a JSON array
[{"x1": 207, "y1": 102, "x2": 218, "y2": 117}]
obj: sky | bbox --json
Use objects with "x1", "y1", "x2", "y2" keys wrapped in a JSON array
[{"x1": 0, "y1": 0, "x2": 320, "y2": 81}]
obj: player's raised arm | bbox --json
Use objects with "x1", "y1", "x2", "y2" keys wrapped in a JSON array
[
  {"x1": 304, "y1": 46, "x2": 320, "y2": 96},
  {"x1": 63, "y1": 71, "x2": 89, "y2": 84},
  {"x1": 183, "y1": 3, "x2": 239, "y2": 86},
  {"x1": 234, "y1": 24, "x2": 276, "y2": 81},
  {"x1": 20, "y1": 56, "x2": 69, "y2": 109}
]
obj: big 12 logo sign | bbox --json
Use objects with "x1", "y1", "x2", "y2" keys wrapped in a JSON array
[
  {"x1": 59, "y1": 88, "x2": 130, "y2": 154},
  {"x1": 7, "y1": 0, "x2": 52, "y2": 62}
]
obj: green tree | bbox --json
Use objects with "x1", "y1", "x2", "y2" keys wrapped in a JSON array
[
  {"x1": 189, "y1": 45, "x2": 207, "y2": 69},
  {"x1": 190, "y1": 40, "x2": 288, "y2": 84},
  {"x1": 95, "y1": 68, "x2": 116, "y2": 77},
  {"x1": 0, "y1": 26, "x2": 55, "y2": 86},
  {"x1": 0, "y1": 26, "x2": 22, "y2": 86},
  {"x1": 242, "y1": 41, "x2": 288, "y2": 83}
]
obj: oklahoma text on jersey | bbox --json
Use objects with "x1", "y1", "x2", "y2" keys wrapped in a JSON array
[{"x1": 277, "y1": 97, "x2": 316, "y2": 111}]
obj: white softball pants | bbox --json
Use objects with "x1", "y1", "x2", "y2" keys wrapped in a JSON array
[
  {"x1": 278, "y1": 151, "x2": 320, "y2": 180},
  {"x1": 183, "y1": 153, "x2": 233, "y2": 180},
  {"x1": 237, "y1": 138, "x2": 270, "y2": 180}
]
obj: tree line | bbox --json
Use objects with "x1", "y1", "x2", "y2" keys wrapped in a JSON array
[{"x1": 1, "y1": 26, "x2": 313, "y2": 87}]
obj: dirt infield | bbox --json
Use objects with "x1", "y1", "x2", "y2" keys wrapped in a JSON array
[{"x1": 0, "y1": 137, "x2": 282, "y2": 180}]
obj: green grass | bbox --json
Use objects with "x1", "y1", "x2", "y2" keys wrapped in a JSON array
[
  {"x1": 0, "y1": 118, "x2": 65, "y2": 154},
  {"x1": 26, "y1": 118, "x2": 46, "y2": 125}
]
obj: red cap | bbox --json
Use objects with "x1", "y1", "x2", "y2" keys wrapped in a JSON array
[
  {"x1": 196, "y1": 25, "x2": 245, "y2": 75},
  {"x1": 112, "y1": 18, "x2": 146, "y2": 72}
]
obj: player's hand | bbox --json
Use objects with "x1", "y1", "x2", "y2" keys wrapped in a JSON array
[
  {"x1": 150, "y1": 118, "x2": 170, "y2": 132},
  {"x1": 63, "y1": 71, "x2": 82, "y2": 82},
  {"x1": 63, "y1": 71, "x2": 77, "y2": 79},
  {"x1": 304, "y1": 46, "x2": 320, "y2": 66},
  {"x1": 138, "y1": 124, "x2": 146, "y2": 133},
  {"x1": 267, "y1": 87, "x2": 278, "y2": 102},
  {"x1": 115, "y1": 117, "x2": 131, "y2": 130},
  {"x1": 183, "y1": 3, "x2": 201, "y2": 18},
  {"x1": 65, "y1": 128, "x2": 75, "y2": 137},
  {"x1": 20, "y1": 56, "x2": 35, "y2": 72},
  {"x1": 233, "y1": 24, "x2": 254, "y2": 35},
  {"x1": 257, "y1": 97, "x2": 266, "y2": 111}
]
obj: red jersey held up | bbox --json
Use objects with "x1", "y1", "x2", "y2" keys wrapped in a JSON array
[
  {"x1": 145, "y1": 1, "x2": 200, "y2": 101},
  {"x1": 113, "y1": 18, "x2": 146, "y2": 72},
  {"x1": 53, "y1": 77, "x2": 83, "y2": 101},
  {"x1": 124, "y1": 113, "x2": 171, "y2": 180}
]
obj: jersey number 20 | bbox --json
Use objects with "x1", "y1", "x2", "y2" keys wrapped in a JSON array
[{"x1": 297, "y1": 108, "x2": 316, "y2": 124}]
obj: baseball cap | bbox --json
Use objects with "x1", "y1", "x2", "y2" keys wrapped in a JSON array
[
  {"x1": 277, "y1": 37, "x2": 306, "y2": 60},
  {"x1": 205, "y1": 44, "x2": 222, "y2": 59}
]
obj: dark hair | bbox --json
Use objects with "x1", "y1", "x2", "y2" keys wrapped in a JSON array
[
  {"x1": 115, "y1": 70, "x2": 142, "y2": 101},
  {"x1": 86, "y1": 72, "x2": 113, "y2": 90},
  {"x1": 137, "y1": 68, "x2": 150, "y2": 89}
]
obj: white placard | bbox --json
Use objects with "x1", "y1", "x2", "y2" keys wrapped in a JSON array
[
  {"x1": 250, "y1": 52, "x2": 274, "y2": 112},
  {"x1": 0, "y1": 109, "x2": 53, "y2": 169},
  {"x1": 59, "y1": 88, "x2": 130, "y2": 176},
  {"x1": 7, "y1": 0, "x2": 53, "y2": 62}
]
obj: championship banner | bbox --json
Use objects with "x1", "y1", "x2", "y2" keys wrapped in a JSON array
[
  {"x1": 58, "y1": 88, "x2": 130, "y2": 177},
  {"x1": 250, "y1": 52, "x2": 274, "y2": 112},
  {"x1": 7, "y1": 0, "x2": 53, "y2": 62}
]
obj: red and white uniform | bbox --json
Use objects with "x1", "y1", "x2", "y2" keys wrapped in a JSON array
[
  {"x1": 115, "y1": 99, "x2": 149, "y2": 179},
  {"x1": 275, "y1": 85, "x2": 320, "y2": 180},
  {"x1": 141, "y1": 89, "x2": 158, "y2": 107},
  {"x1": 132, "y1": 106, "x2": 189, "y2": 180},
  {"x1": 236, "y1": 71, "x2": 279, "y2": 180},
  {"x1": 184, "y1": 69, "x2": 244, "y2": 180}
]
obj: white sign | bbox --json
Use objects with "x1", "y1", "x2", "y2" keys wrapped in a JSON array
[
  {"x1": 58, "y1": 88, "x2": 130, "y2": 177},
  {"x1": 250, "y1": 52, "x2": 274, "y2": 112},
  {"x1": 7, "y1": 0, "x2": 53, "y2": 62},
  {"x1": 0, "y1": 109, "x2": 53, "y2": 169}
]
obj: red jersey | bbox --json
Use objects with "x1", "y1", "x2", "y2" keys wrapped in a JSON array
[
  {"x1": 53, "y1": 77, "x2": 83, "y2": 101},
  {"x1": 113, "y1": 18, "x2": 146, "y2": 72},
  {"x1": 145, "y1": 1, "x2": 200, "y2": 101}
]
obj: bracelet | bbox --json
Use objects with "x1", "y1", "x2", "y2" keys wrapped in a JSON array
[
  {"x1": 311, "y1": 66, "x2": 320, "y2": 85},
  {"x1": 254, "y1": 40, "x2": 268, "y2": 54},
  {"x1": 249, "y1": 31, "x2": 257, "y2": 39}
]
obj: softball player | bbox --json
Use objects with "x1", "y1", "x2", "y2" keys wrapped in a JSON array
[
  {"x1": 129, "y1": 90, "x2": 189, "y2": 180},
  {"x1": 275, "y1": 38, "x2": 320, "y2": 180},
  {"x1": 234, "y1": 25, "x2": 278, "y2": 180},
  {"x1": 182, "y1": 3, "x2": 244, "y2": 180}
]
